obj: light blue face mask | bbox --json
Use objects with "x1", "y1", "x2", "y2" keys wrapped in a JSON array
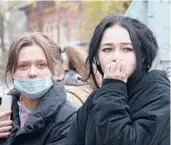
[{"x1": 14, "y1": 76, "x2": 53, "y2": 99}]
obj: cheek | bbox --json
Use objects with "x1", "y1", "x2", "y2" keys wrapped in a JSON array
[
  {"x1": 125, "y1": 55, "x2": 136, "y2": 77},
  {"x1": 39, "y1": 68, "x2": 52, "y2": 77},
  {"x1": 13, "y1": 70, "x2": 27, "y2": 78}
]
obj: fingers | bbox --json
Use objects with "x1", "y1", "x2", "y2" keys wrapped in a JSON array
[
  {"x1": 104, "y1": 64, "x2": 111, "y2": 78},
  {"x1": 0, "y1": 120, "x2": 12, "y2": 138},
  {"x1": 120, "y1": 61, "x2": 128, "y2": 82},
  {"x1": 111, "y1": 61, "x2": 116, "y2": 72},
  {"x1": 0, "y1": 132, "x2": 11, "y2": 138},
  {"x1": 104, "y1": 60, "x2": 128, "y2": 82},
  {"x1": 0, "y1": 111, "x2": 11, "y2": 118},
  {"x1": 115, "y1": 60, "x2": 122, "y2": 72},
  {"x1": 104, "y1": 64, "x2": 109, "y2": 75},
  {"x1": 0, "y1": 120, "x2": 12, "y2": 128},
  {"x1": 0, "y1": 126, "x2": 12, "y2": 133}
]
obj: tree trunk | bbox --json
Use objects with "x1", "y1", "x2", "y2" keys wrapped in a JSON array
[
  {"x1": 37, "y1": 1, "x2": 43, "y2": 32},
  {"x1": 0, "y1": 12, "x2": 5, "y2": 52}
]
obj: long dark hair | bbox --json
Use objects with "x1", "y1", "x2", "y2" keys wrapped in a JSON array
[{"x1": 86, "y1": 14, "x2": 158, "y2": 88}]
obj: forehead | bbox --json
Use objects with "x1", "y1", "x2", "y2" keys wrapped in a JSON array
[
  {"x1": 18, "y1": 45, "x2": 47, "y2": 62},
  {"x1": 101, "y1": 25, "x2": 131, "y2": 44}
]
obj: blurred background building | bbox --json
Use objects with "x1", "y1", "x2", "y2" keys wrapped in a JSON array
[
  {"x1": 0, "y1": 0, "x2": 170, "y2": 84},
  {"x1": 18, "y1": 1, "x2": 130, "y2": 49},
  {"x1": 0, "y1": 0, "x2": 130, "y2": 82},
  {"x1": 125, "y1": 0, "x2": 170, "y2": 78}
]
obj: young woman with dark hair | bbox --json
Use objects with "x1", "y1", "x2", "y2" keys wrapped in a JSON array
[{"x1": 64, "y1": 14, "x2": 170, "y2": 145}]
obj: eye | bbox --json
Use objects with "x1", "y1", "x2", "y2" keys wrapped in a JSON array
[
  {"x1": 37, "y1": 63, "x2": 47, "y2": 69},
  {"x1": 123, "y1": 47, "x2": 133, "y2": 52},
  {"x1": 102, "y1": 48, "x2": 113, "y2": 52},
  {"x1": 18, "y1": 64, "x2": 28, "y2": 70}
]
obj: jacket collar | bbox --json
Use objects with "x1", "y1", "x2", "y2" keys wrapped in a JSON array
[
  {"x1": 127, "y1": 70, "x2": 169, "y2": 97},
  {"x1": 9, "y1": 81, "x2": 66, "y2": 135}
]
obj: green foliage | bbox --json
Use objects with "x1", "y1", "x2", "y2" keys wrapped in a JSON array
[
  {"x1": 53, "y1": 1, "x2": 130, "y2": 41},
  {"x1": 80, "y1": 1, "x2": 130, "y2": 39},
  {"x1": 0, "y1": 50, "x2": 7, "y2": 81}
]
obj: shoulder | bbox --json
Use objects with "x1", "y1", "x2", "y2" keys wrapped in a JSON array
[
  {"x1": 132, "y1": 70, "x2": 170, "y2": 92},
  {"x1": 47, "y1": 100, "x2": 77, "y2": 135},
  {"x1": 142, "y1": 70, "x2": 170, "y2": 85},
  {"x1": 44, "y1": 101, "x2": 77, "y2": 144},
  {"x1": 140, "y1": 70, "x2": 170, "y2": 93},
  {"x1": 55, "y1": 100, "x2": 77, "y2": 123},
  {"x1": 131, "y1": 70, "x2": 170, "y2": 104}
]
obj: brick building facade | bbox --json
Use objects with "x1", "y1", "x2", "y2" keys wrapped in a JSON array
[{"x1": 20, "y1": 1, "x2": 85, "y2": 48}]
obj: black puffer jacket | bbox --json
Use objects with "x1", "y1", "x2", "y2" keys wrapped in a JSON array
[
  {"x1": 65, "y1": 70, "x2": 170, "y2": 145},
  {"x1": 0, "y1": 82, "x2": 77, "y2": 145}
]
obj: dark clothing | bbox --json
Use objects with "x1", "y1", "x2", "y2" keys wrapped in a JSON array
[
  {"x1": 0, "y1": 83, "x2": 77, "y2": 145},
  {"x1": 65, "y1": 70, "x2": 170, "y2": 145}
]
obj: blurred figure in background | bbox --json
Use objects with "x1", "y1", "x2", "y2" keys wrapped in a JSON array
[{"x1": 62, "y1": 46, "x2": 102, "y2": 108}]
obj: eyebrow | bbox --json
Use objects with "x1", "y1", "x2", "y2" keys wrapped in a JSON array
[
  {"x1": 18, "y1": 60, "x2": 47, "y2": 63},
  {"x1": 101, "y1": 42, "x2": 132, "y2": 46}
]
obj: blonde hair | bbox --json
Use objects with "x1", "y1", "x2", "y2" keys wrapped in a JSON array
[{"x1": 5, "y1": 32, "x2": 63, "y2": 85}]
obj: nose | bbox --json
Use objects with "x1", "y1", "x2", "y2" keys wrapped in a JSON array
[
  {"x1": 28, "y1": 66, "x2": 38, "y2": 78},
  {"x1": 113, "y1": 49, "x2": 122, "y2": 61}
]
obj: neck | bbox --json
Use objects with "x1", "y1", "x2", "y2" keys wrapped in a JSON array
[{"x1": 20, "y1": 95, "x2": 40, "y2": 110}]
